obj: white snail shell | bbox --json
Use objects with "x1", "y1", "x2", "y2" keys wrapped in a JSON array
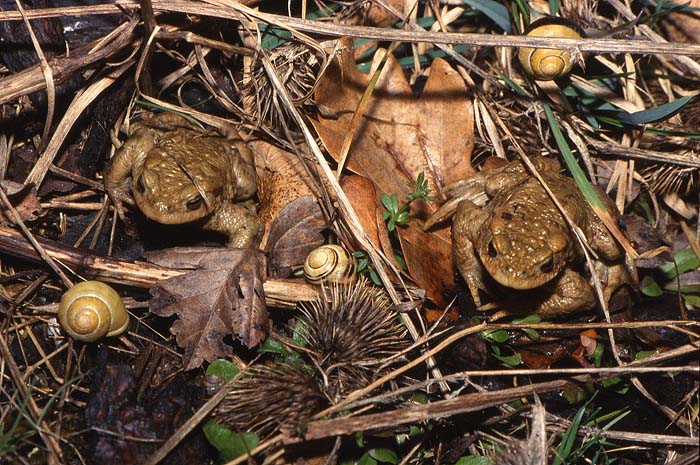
[
  {"x1": 58, "y1": 281, "x2": 129, "y2": 342},
  {"x1": 518, "y1": 18, "x2": 582, "y2": 81},
  {"x1": 303, "y1": 245, "x2": 356, "y2": 285}
]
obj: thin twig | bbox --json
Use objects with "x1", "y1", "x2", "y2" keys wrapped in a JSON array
[
  {"x1": 14, "y1": 0, "x2": 55, "y2": 150},
  {"x1": 24, "y1": 61, "x2": 136, "y2": 189},
  {"x1": 2, "y1": 1, "x2": 700, "y2": 57}
]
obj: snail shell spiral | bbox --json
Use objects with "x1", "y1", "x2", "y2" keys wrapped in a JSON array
[
  {"x1": 58, "y1": 281, "x2": 129, "y2": 342},
  {"x1": 303, "y1": 245, "x2": 357, "y2": 285},
  {"x1": 518, "y1": 18, "x2": 583, "y2": 81}
]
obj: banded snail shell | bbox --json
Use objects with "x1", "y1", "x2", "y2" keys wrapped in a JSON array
[
  {"x1": 303, "y1": 245, "x2": 357, "y2": 285},
  {"x1": 58, "y1": 281, "x2": 129, "y2": 342},
  {"x1": 518, "y1": 18, "x2": 583, "y2": 81}
]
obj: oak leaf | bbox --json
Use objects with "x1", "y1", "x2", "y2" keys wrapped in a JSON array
[
  {"x1": 312, "y1": 42, "x2": 475, "y2": 215},
  {"x1": 312, "y1": 43, "x2": 475, "y2": 307},
  {"x1": 265, "y1": 195, "x2": 326, "y2": 278},
  {"x1": 251, "y1": 139, "x2": 319, "y2": 248},
  {"x1": 146, "y1": 247, "x2": 267, "y2": 370}
]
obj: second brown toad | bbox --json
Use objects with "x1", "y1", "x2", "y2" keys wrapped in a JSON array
[
  {"x1": 448, "y1": 157, "x2": 630, "y2": 317},
  {"x1": 104, "y1": 113, "x2": 263, "y2": 248}
]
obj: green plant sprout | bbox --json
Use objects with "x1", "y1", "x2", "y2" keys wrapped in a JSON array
[
  {"x1": 641, "y1": 247, "x2": 700, "y2": 308},
  {"x1": 479, "y1": 315, "x2": 542, "y2": 367},
  {"x1": 203, "y1": 360, "x2": 261, "y2": 462},
  {"x1": 353, "y1": 250, "x2": 383, "y2": 286},
  {"x1": 381, "y1": 172, "x2": 435, "y2": 232}
]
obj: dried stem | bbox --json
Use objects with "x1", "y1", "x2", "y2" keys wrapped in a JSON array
[
  {"x1": 0, "y1": 224, "x2": 319, "y2": 307},
  {"x1": 2, "y1": 1, "x2": 700, "y2": 57}
]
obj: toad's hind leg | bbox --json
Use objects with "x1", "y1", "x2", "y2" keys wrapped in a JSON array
[
  {"x1": 595, "y1": 260, "x2": 634, "y2": 304},
  {"x1": 532, "y1": 268, "x2": 596, "y2": 317},
  {"x1": 588, "y1": 186, "x2": 625, "y2": 261},
  {"x1": 452, "y1": 199, "x2": 489, "y2": 307},
  {"x1": 206, "y1": 201, "x2": 263, "y2": 248}
]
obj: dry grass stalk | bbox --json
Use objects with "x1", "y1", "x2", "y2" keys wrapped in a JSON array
[
  {"x1": 0, "y1": 18, "x2": 139, "y2": 104},
  {"x1": 4, "y1": 1, "x2": 700, "y2": 57}
]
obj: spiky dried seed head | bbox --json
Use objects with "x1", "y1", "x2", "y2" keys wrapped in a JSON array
[
  {"x1": 637, "y1": 90, "x2": 700, "y2": 196},
  {"x1": 491, "y1": 402, "x2": 547, "y2": 465},
  {"x1": 242, "y1": 41, "x2": 320, "y2": 131},
  {"x1": 640, "y1": 162, "x2": 699, "y2": 196},
  {"x1": 213, "y1": 363, "x2": 327, "y2": 438},
  {"x1": 298, "y1": 278, "x2": 407, "y2": 398}
]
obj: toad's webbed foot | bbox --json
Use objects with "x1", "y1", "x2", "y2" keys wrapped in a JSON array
[{"x1": 106, "y1": 183, "x2": 138, "y2": 236}]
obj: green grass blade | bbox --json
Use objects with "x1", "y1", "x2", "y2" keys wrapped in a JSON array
[
  {"x1": 461, "y1": 0, "x2": 512, "y2": 32},
  {"x1": 542, "y1": 103, "x2": 636, "y2": 257},
  {"x1": 552, "y1": 404, "x2": 586, "y2": 465},
  {"x1": 613, "y1": 95, "x2": 694, "y2": 125}
]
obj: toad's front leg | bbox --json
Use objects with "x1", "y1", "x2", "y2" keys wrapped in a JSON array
[
  {"x1": 104, "y1": 131, "x2": 153, "y2": 224},
  {"x1": 452, "y1": 199, "x2": 490, "y2": 308},
  {"x1": 206, "y1": 201, "x2": 263, "y2": 249}
]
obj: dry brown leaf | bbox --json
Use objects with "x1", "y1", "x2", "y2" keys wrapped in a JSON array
[
  {"x1": 146, "y1": 247, "x2": 267, "y2": 370},
  {"x1": 344, "y1": 0, "x2": 406, "y2": 27},
  {"x1": 341, "y1": 174, "x2": 406, "y2": 277},
  {"x1": 662, "y1": 192, "x2": 696, "y2": 220},
  {"x1": 265, "y1": 195, "x2": 326, "y2": 278},
  {"x1": 251, "y1": 139, "x2": 319, "y2": 246},
  {"x1": 396, "y1": 222, "x2": 455, "y2": 310},
  {"x1": 313, "y1": 42, "x2": 474, "y2": 306},
  {"x1": 340, "y1": 175, "x2": 387, "y2": 252},
  {"x1": 0, "y1": 181, "x2": 43, "y2": 223},
  {"x1": 619, "y1": 214, "x2": 671, "y2": 269},
  {"x1": 312, "y1": 41, "x2": 475, "y2": 216},
  {"x1": 579, "y1": 329, "x2": 599, "y2": 358},
  {"x1": 517, "y1": 343, "x2": 570, "y2": 369}
]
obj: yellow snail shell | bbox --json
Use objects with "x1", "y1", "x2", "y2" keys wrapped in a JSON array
[
  {"x1": 58, "y1": 281, "x2": 129, "y2": 342},
  {"x1": 303, "y1": 244, "x2": 357, "y2": 285},
  {"x1": 518, "y1": 18, "x2": 583, "y2": 81}
]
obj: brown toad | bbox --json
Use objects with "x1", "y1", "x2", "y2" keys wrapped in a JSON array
[
  {"x1": 104, "y1": 113, "x2": 263, "y2": 248},
  {"x1": 449, "y1": 157, "x2": 629, "y2": 317}
]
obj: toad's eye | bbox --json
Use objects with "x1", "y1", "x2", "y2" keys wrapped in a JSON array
[
  {"x1": 487, "y1": 239, "x2": 498, "y2": 258},
  {"x1": 185, "y1": 196, "x2": 203, "y2": 210},
  {"x1": 136, "y1": 175, "x2": 147, "y2": 195},
  {"x1": 539, "y1": 255, "x2": 554, "y2": 273}
]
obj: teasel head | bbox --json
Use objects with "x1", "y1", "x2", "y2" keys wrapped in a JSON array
[
  {"x1": 640, "y1": 162, "x2": 698, "y2": 197},
  {"x1": 490, "y1": 401, "x2": 547, "y2": 465},
  {"x1": 638, "y1": 97, "x2": 700, "y2": 197},
  {"x1": 298, "y1": 278, "x2": 407, "y2": 399},
  {"x1": 213, "y1": 363, "x2": 328, "y2": 439},
  {"x1": 241, "y1": 41, "x2": 321, "y2": 132}
]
